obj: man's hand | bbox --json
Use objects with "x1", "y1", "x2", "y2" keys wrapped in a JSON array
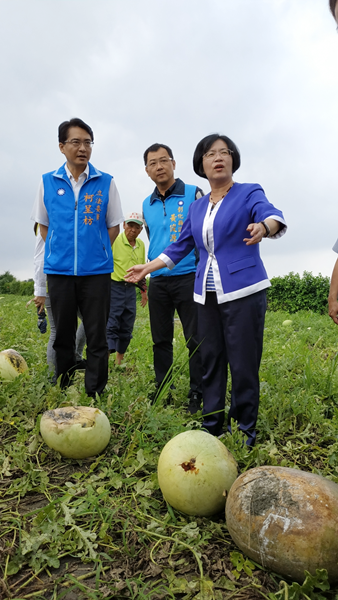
[
  {"x1": 140, "y1": 291, "x2": 148, "y2": 308},
  {"x1": 328, "y1": 258, "x2": 338, "y2": 325},
  {"x1": 34, "y1": 296, "x2": 46, "y2": 313},
  {"x1": 329, "y1": 299, "x2": 338, "y2": 325}
]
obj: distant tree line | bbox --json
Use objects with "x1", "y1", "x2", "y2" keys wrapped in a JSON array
[
  {"x1": 0, "y1": 272, "x2": 34, "y2": 296},
  {"x1": 0, "y1": 270, "x2": 331, "y2": 313}
]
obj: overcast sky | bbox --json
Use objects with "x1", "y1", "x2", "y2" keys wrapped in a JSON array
[{"x1": 1, "y1": 0, "x2": 338, "y2": 282}]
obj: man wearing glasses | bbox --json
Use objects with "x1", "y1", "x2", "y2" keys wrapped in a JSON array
[
  {"x1": 31, "y1": 118, "x2": 124, "y2": 397},
  {"x1": 143, "y1": 143, "x2": 203, "y2": 412}
]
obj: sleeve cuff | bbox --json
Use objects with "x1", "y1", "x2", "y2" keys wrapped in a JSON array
[
  {"x1": 107, "y1": 217, "x2": 125, "y2": 228},
  {"x1": 159, "y1": 253, "x2": 175, "y2": 270},
  {"x1": 266, "y1": 216, "x2": 287, "y2": 240},
  {"x1": 34, "y1": 286, "x2": 47, "y2": 296}
]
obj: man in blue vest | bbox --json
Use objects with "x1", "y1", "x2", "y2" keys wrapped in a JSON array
[
  {"x1": 143, "y1": 143, "x2": 203, "y2": 411},
  {"x1": 31, "y1": 118, "x2": 124, "y2": 397}
]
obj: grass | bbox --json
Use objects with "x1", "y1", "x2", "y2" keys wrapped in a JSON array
[{"x1": 1, "y1": 297, "x2": 338, "y2": 599}]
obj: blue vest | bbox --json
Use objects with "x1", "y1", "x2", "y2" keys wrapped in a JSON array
[
  {"x1": 143, "y1": 181, "x2": 197, "y2": 277},
  {"x1": 43, "y1": 163, "x2": 114, "y2": 276}
]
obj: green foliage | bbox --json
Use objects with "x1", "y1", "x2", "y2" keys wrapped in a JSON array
[
  {"x1": 0, "y1": 271, "x2": 34, "y2": 296},
  {"x1": 1, "y1": 297, "x2": 338, "y2": 598},
  {"x1": 267, "y1": 271, "x2": 330, "y2": 314},
  {"x1": 0, "y1": 271, "x2": 16, "y2": 293},
  {"x1": 267, "y1": 570, "x2": 331, "y2": 600},
  {"x1": 230, "y1": 551, "x2": 255, "y2": 579}
]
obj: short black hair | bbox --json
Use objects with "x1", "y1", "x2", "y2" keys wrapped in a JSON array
[
  {"x1": 193, "y1": 134, "x2": 241, "y2": 179},
  {"x1": 329, "y1": 0, "x2": 337, "y2": 17},
  {"x1": 143, "y1": 143, "x2": 174, "y2": 165},
  {"x1": 58, "y1": 118, "x2": 94, "y2": 144}
]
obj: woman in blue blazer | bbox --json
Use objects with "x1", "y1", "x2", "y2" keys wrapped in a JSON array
[{"x1": 127, "y1": 134, "x2": 287, "y2": 446}]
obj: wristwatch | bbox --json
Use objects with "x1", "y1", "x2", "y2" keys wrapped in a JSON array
[{"x1": 260, "y1": 220, "x2": 270, "y2": 238}]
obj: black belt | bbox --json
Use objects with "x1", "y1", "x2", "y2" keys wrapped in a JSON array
[{"x1": 112, "y1": 280, "x2": 135, "y2": 287}]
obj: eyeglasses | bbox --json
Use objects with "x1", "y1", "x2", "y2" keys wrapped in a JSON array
[
  {"x1": 203, "y1": 149, "x2": 233, "y2": 160},
  {"x1": 146, "y1": 158, "x2": 173, "y2": 168},
  {"x1": 64, "y1": 139, "x2": 94, "y2": 148}
]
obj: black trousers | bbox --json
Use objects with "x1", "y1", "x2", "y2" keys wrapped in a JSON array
[
  {"x1": 47, "y1": 273, "x2": 111, "y2": 397},
  {"x1": 197, "y1": 290, "x2": 267, "y2": 445},
  {"x1": 106, "y1": 280, "x2": 136, "y2": 354},
  {"x1": 148, "y1": 273, "x2": 202, "y2": 394}
]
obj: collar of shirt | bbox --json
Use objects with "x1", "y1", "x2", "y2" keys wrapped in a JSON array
[
  {"x1": 65, "y1": 164, "x2": 89, "y2": 201},
  {"x1": 150, "y1": 178, "x2": 185, "y2": 203},
  {"x1": 65, "y1": 164, "x2": 89, "y2": 188}
]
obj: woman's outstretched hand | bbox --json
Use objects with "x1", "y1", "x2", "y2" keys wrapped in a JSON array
[
  {"x1": 243, "y1": 222, "x2": 265, "y2": 245},
  {"x1": 125, "y1": 264, "x2": 148, "y2": 283},
  {"x1": 126, "y1": 257, "x2": 167, "y2": 283}
]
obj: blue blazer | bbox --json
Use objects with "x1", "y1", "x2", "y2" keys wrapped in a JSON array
[{"x1": 160, "y1": 183, "x2": 286, "y2": 304}]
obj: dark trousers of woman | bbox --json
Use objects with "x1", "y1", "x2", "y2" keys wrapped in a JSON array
[
  {"x1": 197, "y1": 290, "x2": 267, "y2": 446},
  {"x1": 47, "y1": 273, "x2": 111, "y2": 397}
]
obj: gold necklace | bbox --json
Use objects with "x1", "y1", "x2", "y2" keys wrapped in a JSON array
[{"x1": 209, "y1": 182, "x2": 234, "y2": 206}]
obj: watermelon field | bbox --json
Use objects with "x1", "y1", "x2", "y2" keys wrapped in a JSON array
[{"x1": 1, "y1": 294, "x2": 338, "y2": 600}]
